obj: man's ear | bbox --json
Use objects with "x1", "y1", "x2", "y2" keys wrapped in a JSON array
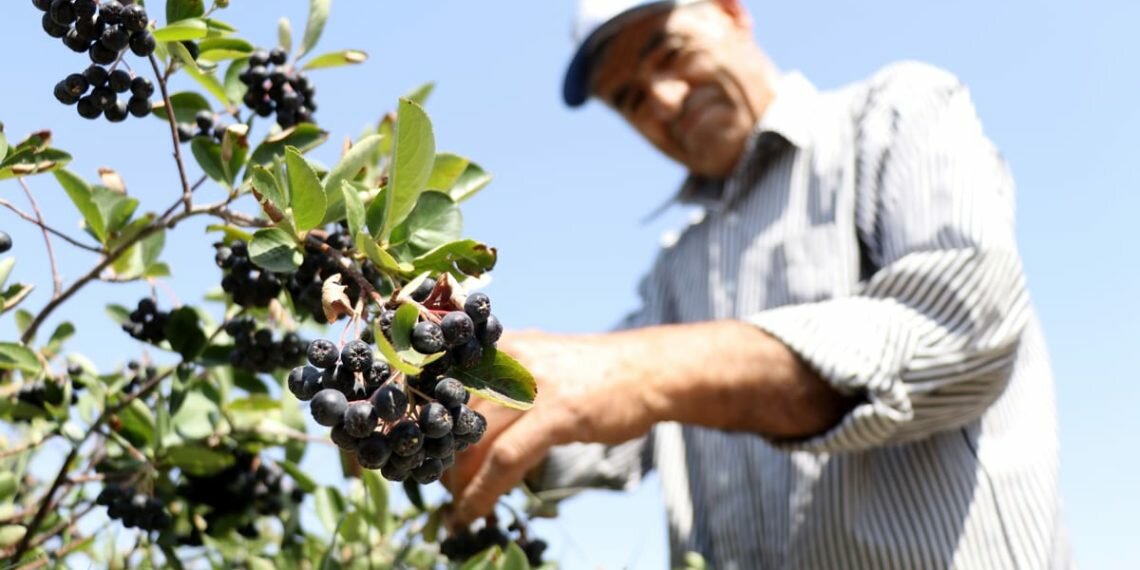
[{"x1": 712, "y1": 0, "x2": 752, "y2": 30}]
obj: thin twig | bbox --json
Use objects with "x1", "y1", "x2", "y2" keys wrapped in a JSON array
[
  {"x1": 16, "y1": 178, "x2": 61, "y2": 296},
  {"x1": 0, "y1": 199, "x2": 102, "y2": 253},
  {"x1": 149, "y1": 54, "x2": 194, "y2": 214}
]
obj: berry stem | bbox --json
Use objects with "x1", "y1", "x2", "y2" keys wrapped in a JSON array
[
  {"x1": 0, "y1": 198, "x2": 102, "y2": 253},
  {"x1": 17, "y1": 176, "x2": 62, "y2": 297},
  {"x1": 148, "y1": 53, "x2": 195, "y2": 214}
]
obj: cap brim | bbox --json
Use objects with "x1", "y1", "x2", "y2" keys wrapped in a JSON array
[{"x1": 562, "y1": 1, "x2": 683, "y2": 108}]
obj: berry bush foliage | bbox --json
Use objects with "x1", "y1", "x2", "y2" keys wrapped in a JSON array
[{"x1": 0, "y1": 1, "x2": 549, "y2": 568}]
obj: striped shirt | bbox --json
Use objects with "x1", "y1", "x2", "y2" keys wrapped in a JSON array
[{"x1": 538, "y1": 61, "x2": 1070, "y2": 569}]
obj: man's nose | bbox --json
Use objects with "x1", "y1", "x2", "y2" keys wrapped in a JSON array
[{"x1": 645, "y1": 77, "x2": 688, "y2": 122}]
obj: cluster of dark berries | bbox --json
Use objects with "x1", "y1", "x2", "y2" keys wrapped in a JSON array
[
  {"x1": 0, "y1": 231, "x2": 12, "y2": 253},
  {"x1": 34, "y1": 0, "x2": 158, "y2": 122},
  {"x1": 176, "y1": 110, "x2": 228, "y2": 145},
  {"x1": 224, "y1": 316, "x2": 307, "y2": 373},
  {"x1": 96, "y1": 485, "x2": 172, "y2": 532},
  {"x1": 289, "y1": 338, "x2": 487, "y2": 483},
  {"x1": 214, "y1": 240, "x2": 285, "y2": 308},
  {"x1": 15, "y1": 379, "x2": 68, "y2": 410},
  {"x1": 177, "y1": 453, "x2": 304, "y2": 542},
  {"x1": 238, "y1": 48, "x2": 318, "y2": 129},
  {"x1": 286, "y1": 230, "x2": 381, "y2": 323},
  {"x1": 406, "y1": 288, "x2": 502, "y2": 369},
  {"x1": 122, "y1": 360, "x2": 156, "y2": 394},
  {"x1": 441, "y1": 520, "x2": 548, "y2": 567},
  {"x1": 121, "y1": 297, "x2": 168, "y2": 343}
]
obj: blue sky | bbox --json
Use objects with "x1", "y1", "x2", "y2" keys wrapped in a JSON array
[{"x1": 1, "y1": 1, "x2": 1138, "y2": 568}]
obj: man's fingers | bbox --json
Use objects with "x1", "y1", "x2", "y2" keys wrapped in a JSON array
[{"x1": 455, "y1": 411, "x2": 554, "y2": 524}]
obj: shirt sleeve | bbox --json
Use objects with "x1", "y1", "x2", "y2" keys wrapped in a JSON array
[
  {"x1": 529, "y1": 257, "x2": 674, "y2": 492},
  {"x1": 748, "y1": 62, "x2": 1031, "y2": 453}
]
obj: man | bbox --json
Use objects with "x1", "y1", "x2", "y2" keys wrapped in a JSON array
[{"x1": 445, "y1": 1, "x2": 1069, "y2": 568}]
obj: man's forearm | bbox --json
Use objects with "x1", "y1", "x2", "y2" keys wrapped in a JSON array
[{"x1": 606, "y1": 320, "x2": 858, "y2": 439}]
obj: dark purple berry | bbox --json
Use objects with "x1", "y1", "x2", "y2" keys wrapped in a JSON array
[
  {"x1": 99, "y1": 24, "x2": 129, "y2": 51},
  {"x1": 49, "y1": 0, "x2": 76, "y2": 25},
  {"x1": 128, "y1": 31, "x2": 155, "y2": 56},
  {"x1": 120, "y1": 3, "x2": 147, "y2": 33},
  {"x1": 370, "y1": 384, "x2": 407, "y2": 423},
  {"x1": 411, "y1": 321, "x2": 445, "y2": 354},
  {"x1": 90, "y1": 86, "x2": 115, "y2": 110},
  {"x1": 387, "y1": 419, "x2": 424, "y2": 457},
  {"x1": 366, "y1": 361, "x2": 390, "y2": 390},
  {"x1": 42, "y1": 13, "x2": 69, "y2": 38},
  {"x1": 269, "y1": 47, "x2": 288, "y2": 65},
  {"x1": 357, "y1": 433, "x2": 392, "y2": 469},
  {"x1": 451, "y1": 338, "x2": 484, "y2": 369},
  {"x1": 287, "y1": 366, "x2": 322, "y2": 401},
  {"x1": 388, "y1": 448, "x2": 425, "y2": 471},
  {"x1": 380, "y1": 463, "x2": 409, "y2": 482},
  {"x1": 74, "y1": 15, "x2": 104, "y2": 40},
  {"x1": 54, "y1": 81, "x2": 80, "y2": 105},
  {"x1": 33, "y1": 0, "x2": 51, "y2": 11},
  {"x1": 98, "y1": 1, "x2": 123, "y2": 24},
  {"x1": 0, "y1": 233, "x2": 11, "y2": 253},
  {"x1": 194, "y1": 110, "x2": 213, "y2": 131},
  {"x1": 307, "y1": 339, "x2": 338, "y2": 369},
  {"x1": 77, "y1": 96, "x2": 101, "y2": 119},
  {"x1": 422, "y1": 433, "x2": 455, "y2": 459},
  {"x1": 127, "y1": 95, "x2": 150, "y2": 118},
  {"x1": 378, "y1": 309, "x2": 396, "y2": 340},
  {"x1": 108, "y1": 69, "x2": 131, "y2": 93},
  {"x1": 63, "y1": 29, "x2": 92, "y2": 52},
  {"x1": 450, "y1": 405, "x2": 480, "y2": 437},
  {"x1": 340, "y1": 339, "x2": 373, "y2": 373},
  {"x1": 89, "y1": 42, "x2": 119, "y2": 65},
  {"x1": 63, "y1": 73, "x2": 89, "y2": 96},
  {"x1": 330, "y1": 423, "x2": 358, "y2": 451},
  {"x1": 434, "y1": 378, "x2": 468, "y2": 409},
  {"x1": 343, "y1": 402, "x2": 379, "y2": 439},
  {"x1": 419, "y1": 402, "x2": 453, "y2": 439},
  {"x1": 410, "y1": 277, "x2": 435, "y2": 302},
  {"x1": 477, "y1": 314, "x2": 503, "y2": 346},
  {"x1": 74, "y1": 0, "x2": 98, "y2": 18},
  {"x1": 412, "y1": 457, "x2": 444, "y2": 484},
  {"x1": 83, "y1": 64, "x2": 108, "y2": 87},
  {"x1": 464, "y1": 292, "x2": 491, "y2": 324},
  {"x1": 176, "y1": 123, "x2": 195, "y2": 143},
  {"x1": 440, "y1": 311, "x2": 475, "y2": 347},
  {"x1": 249, "y1": 50, "x2": 269, "y2": 67},
  {"x1": 310, "y1": 389, "x2": 347, "y2": 427},
  {"x1": 129, "y1": 76, "x2": 153, "y2": 97}
]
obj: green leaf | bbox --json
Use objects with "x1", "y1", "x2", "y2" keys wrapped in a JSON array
[
  {"x1": 1, "y1": 284, "x2": 33, "y2": 315},
  {"x1": 164, "y1": 444, "x2": 235, "y2": 476},
  {"x1": 220, "y1": 124, "x2": 249, "y2": 185},
  {"x1": 248, "y1": 228, "x2": 302, "y2": 272},
  {"x1": 314, "y1": 486, "x2": 345, "y2": 535},
  {"x1": 198, "y1": 37, "x2": 254, "y2": 61},
  {"x1": 167, "y1": 0, "x2": 206, "y2": 23},
  {"x1": 110, "y1": 224, "x2": 164, "y2": 280},
  {"x1": 322, "y1": 134, "x2": 382, "y2": 225},
  {"x1": 119, "y1": 398, "x2": 156, "y2": 448},
  {"x1": 427, "y1": 152, "x2": 469, "y2": 190},
  {"x1": 341, "y1": 181, "x2": 366, "y2": 238},
  {"x1": 0, "y1": 526, "x2": 26, "y2": 549},
  {"x1": 450, "y1": 161, "x2": 493, "y2": 203},
  {"x1": 167, "y1": 40, "x2": 201, "y2": 71},
  {"x1": 0, "y1": 127, "x2": 7, "y2": 164},
  {"x1": 0, "y1": 343, "x2": 41, "y2": 374},
  {"x1": 281, "y1": 460, "x2": 318, "y2": 493},
  {"x1": 0, "y1": 146, "x2": 72, "y2": 180},
  {"x1": 154, "y1": 19, "x2": 209, "y2": 42},
  {"x1": 46, "y1": 321, "x2": 75, "y2": 355},
  {"x1": 223, "y1": 58, "x2": 250, "y2": 103},
  {"x1": 391, "y1": 191, "x2": 462, "y2": 255},
  {"x1": 105, "y1": 303, "x2": 130, "y2": 325},
  {"x1": 202, "y1": 18, "x2": 237, "y2": 34},
  {"x1": 164, "y1": 307, "x2": 208, "y2": 360},
  {"x1": 250, "y1": 166, "x2": 286, "y2": 213},
  {"x1": 404, "y1": 82, "x2": 435, "y2": 107},
  {"x1": 380, "y1": 99, "x2": 435, "y2": 241},
  {"x1": 248, "y1": 123, "x2": 329, "y2": 170},
  {"x1": 0, "y1": 473, "x2": 16, "y2": 502},
  {"x1": 391, "y1": 304, "x2": 419, "y2": 352},
  {"x1": 302, "y1": 49, "x2": 368, "y2": 70},
  {"x1": 53, "y1": 169, "x2": 106, "y2": 243},
  {"x1": 93, "y1": 187, "x2": 138, "y2": 238},
  {"x1": 171, "y1": 391, "x2": 219, "y2": 439},
  {"x1": 460, "y1": 548, "x2": 500, "y2": 570},
  {"x1": 360, "y1": 471, "x2": 389, "y2": 533},
  {"x1": 205, "y1": 224, "x2": 253, "y2": 244},
  {"x1": 500, "y1": 542, "x2": 529, "y2": 570},
  {"x1": 0, "y1": 258, "x2": 12, "y2": 288},
  {"x1": 185, "y1": 64, "x2": 231, "y2": 107},
  {"x1": 191, "y1": 138, "x2": 227, "y2": 185},
  {"x1": 412, "y1": 239, "x2": 497, "y2": 277},
  {"x1": 450, "y1": 348, "x2": 536, "y2": 410},
  {"x1": 286, "y1": 147, "x2": 325, "y2": 231},
  {"x1": 299, "y1": 0, "x2": 332, "y2": 59},
  {"x1": 373, "y1": 322, "x2": 420, "y2": 376},
  {"x1": 356, "y1": 233, "x2": 412, "y2": 276},
  {"x1": 278, "y1": 17, "x2": 293, "y2": 53},
  {"x1": 151, "y1": 92, "x2": 212, "y2": 124}
]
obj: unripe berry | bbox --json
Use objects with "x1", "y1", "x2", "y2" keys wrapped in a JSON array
[
  {"x1": 307, "y1": 338, "x2": 338, "y2": 369},
  {"x1": 411, "y1": 321, "x2": 445, "y2": 354},
  {"x1": 419, "y1": 402, "x2": 453, "y2": 438},
  {"x1": 310, "y1": 389, "x2": 347, "y2": 427},
  {"x1": 370, "y1": 384, "x2": 408, "y2": 423},
  {"x1": 464, "y1": 292, "x2": 491, "y2": 324}
]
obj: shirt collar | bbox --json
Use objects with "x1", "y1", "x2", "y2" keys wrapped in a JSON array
[{"x1": 660, "y1": 71, "x2": 819, "y2": 214}]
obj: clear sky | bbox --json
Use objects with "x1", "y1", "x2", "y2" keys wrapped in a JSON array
[{"x1": 1, "y1": 1, "x2": 1138, "y2": 568}]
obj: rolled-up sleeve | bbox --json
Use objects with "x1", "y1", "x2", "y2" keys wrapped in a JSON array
[{"x1": 750, "y1": 64, "x2": 1030, "y2": 453}]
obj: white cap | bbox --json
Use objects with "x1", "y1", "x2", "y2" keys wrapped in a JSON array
[{"x1": 563, "y1": 0, "x2": 702, "y2": 107}]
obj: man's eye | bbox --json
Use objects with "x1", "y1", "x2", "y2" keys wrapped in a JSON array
[
  {"x1": 659, "y1": 47, "x2": 681, "y2": 68},
  {"x1": 628, "y1": 90, "x2": 646, "y2": 113}
]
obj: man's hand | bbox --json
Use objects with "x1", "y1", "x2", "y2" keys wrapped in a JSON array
[{"x1": 442, "y1": 330, "x2": 660, "y2": 525}]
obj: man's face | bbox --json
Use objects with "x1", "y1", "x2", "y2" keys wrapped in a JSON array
[{"x1": 589, "y1": 2, "x2": 764, "y2": 178}]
